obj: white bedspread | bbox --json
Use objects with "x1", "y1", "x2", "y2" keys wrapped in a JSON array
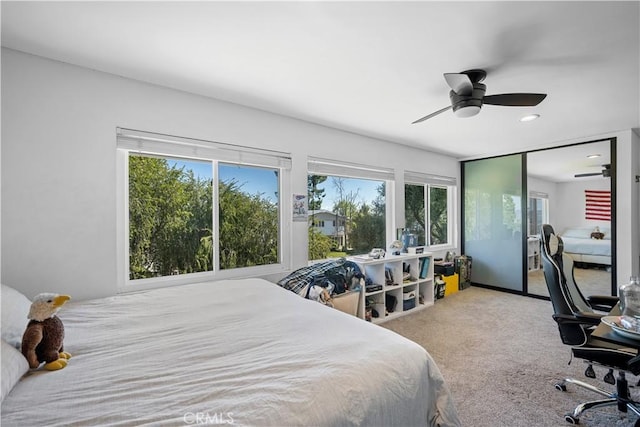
[
  {"x1": 2, "y1": 278, "x2": 459, "y2": 426},
  {"x1": 562, "y1": 236, "x2": 611, "y2": 257}
]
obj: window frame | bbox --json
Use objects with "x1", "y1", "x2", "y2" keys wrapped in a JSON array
[
  {"x1": 307, "y1": 157, "x2": 395, "y2": 260},
  {"x1": 404, "y1": 172, "x2": 457, "y2": 250},
  {"x1": 528, "y1": 191, "x2": 549, "y2": 237},
  {"x1": 427, "y1": 184, "x2": 453, "y2": 247},
  {"x1": 116, "y1": 128, "x2": 291, "y2": 293}
]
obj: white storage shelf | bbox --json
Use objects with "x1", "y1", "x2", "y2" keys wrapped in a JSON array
[
  {"x1": 528, "y1": 236, "x2": 541, "y2": 271},
  {"x1": 349, "y1": 253, "x2": 434, "y2": 324}
]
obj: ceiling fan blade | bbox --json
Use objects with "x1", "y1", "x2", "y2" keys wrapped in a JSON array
[
  {"x1": 444, "y1": 73, "x2": 473, "y2": 95},
  {"x1": 411, "y1": 105, "x2": 452, "y2": 124},
  {"x1": 483, "y1": 93, "x2": 547, "y2": 106},
  {"x1": 574, "y1": 172, "x2": 601, "y2": 178}
]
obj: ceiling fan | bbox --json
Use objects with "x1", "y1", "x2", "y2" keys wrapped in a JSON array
[
  {"x1": 574, "y1": 164, "x2": 611, "y2": 178},
  {"x1": 412, "y1": 69, "x2": 547, "y2": 124}
]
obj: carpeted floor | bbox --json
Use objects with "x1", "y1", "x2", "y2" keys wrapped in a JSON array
[
  {"x1": 528, "y1": 265, "x2": 612, "y2": 298},
  {"x1": 382, "y1": 286, "x2": 639, "y2": 427}
]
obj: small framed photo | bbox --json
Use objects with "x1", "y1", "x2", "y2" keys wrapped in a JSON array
[{"x1": 292, "y1": 194, "x2": 308, "y2": 222}]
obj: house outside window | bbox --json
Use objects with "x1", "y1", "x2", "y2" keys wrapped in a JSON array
[
  {"x1": 118, "y1": 129, "x2": 291, "y2": 289},
  {"x1": 309, "y1": 210, "x2": 346, "y2": 252}
]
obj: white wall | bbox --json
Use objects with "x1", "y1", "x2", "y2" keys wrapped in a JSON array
[
  {"x1": 636, "y1": 130, "x2": 640, "y2": 277},
  {"x1": 1, "y1": 48, "x2": 460, "y2": 300},
  {"x1": 616, "y1": 130, "x2": 640, "y2": 281}
]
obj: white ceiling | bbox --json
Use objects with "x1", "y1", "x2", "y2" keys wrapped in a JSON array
[
  {"x1": 2, "y1": 1, "x2": 639, "y2": 176},
  {"x1": 527, "y1": 140, "x2": 611, "y2": 183}
]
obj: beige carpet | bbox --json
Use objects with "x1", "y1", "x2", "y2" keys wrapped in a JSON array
[
  {"x1": 528, "y1": 266, "x2": 612, "y2": 298},
  {"x1": 383, "y1": 286, "x2": 639, "y2": 427}
]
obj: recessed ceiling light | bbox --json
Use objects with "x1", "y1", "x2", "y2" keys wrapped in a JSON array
[
  {"x1": 520, "y1": 114, "x2": 540, "y2": 122},
  {"x1": 587, "y1": 154, "x2": 601, "y2": 159}
]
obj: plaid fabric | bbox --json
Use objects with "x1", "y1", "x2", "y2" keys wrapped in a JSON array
[{"x1": 277, "y1": 258, "x2": 361, "y2": 298}]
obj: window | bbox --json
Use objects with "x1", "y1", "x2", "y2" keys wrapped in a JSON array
[
  {"x1": 528, "y1": 192, "x2": 549, "y2": 236},
  {"x1": 429, "y1": 186, "x2": 449, "y2": 245},
  {"x1": 218, "y1": 163, "x2": 280, "y2": 269},
  {"x1": 307, "y1": 158, "x2": 393, "y2": 260},
  {"x1": 118, "y1": 128, "x2": 290, "y2": 289},
  {"x1": 128, "y1": 154, "x2": 213, "y2": 279},
  {"x1": 404, "y1": 184, "x2": 426, "y2": 246},
  {"x1": 404, "y1": 172, "x2": 456, "y2": 247}
]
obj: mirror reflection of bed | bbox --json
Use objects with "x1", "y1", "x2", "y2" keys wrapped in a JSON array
[
  {"x1": 526, "y1": 140, "x2": 612, "y2": 299},
  {"x1": 527, "y1": 227, "x2": 612, "y2": 298}
]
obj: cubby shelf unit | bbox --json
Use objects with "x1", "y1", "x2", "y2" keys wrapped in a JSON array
[{"x1": 349, "y1": 253, "x2": 434, "y2": 324}]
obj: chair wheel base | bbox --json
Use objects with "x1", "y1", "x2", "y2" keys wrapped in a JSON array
[
  {"x1": 604, "y1": 369, "x2": 615, "y2": 385},
  {"x1": 556, "y1": 382, "x2": 567, "y2": 391},
  {"x1": 565, "y1": 414, "x2": 579, "y2": 424},
  {"x1": 585, "y1": 365, "x2": 596, "y2": 379}
]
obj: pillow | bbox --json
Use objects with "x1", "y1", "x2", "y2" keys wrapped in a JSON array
[
  {"x1": 1, "y1": 339, "x2": 29, "y2": 402},
  {"x1": 1, "y1": 284, "x2": 32, "y2": 349},
  {"x1": 561, "y1": 227, "x2": 593, "y2": 239}
]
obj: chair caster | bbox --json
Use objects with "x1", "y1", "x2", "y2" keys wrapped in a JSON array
[
  {"x1": 604, "y1": 368, "x2": 616, "y2": 385},
  {"x1": 585, "y1": 364, "x2": 596, "y2": 379},
  {"x1": 564, "y1": 414, "x2": 579, "y2": 424},
  {"x1": 635, "y1": 418, "x2": 640, "y2": 427},
  {"x1": 555, "y1": 382, "x2": 567, "y2": 391}
]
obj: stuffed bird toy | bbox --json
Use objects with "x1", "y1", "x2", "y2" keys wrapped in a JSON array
[{"x1": 21, "y1": 293, "x2": 71, "y2": 371}]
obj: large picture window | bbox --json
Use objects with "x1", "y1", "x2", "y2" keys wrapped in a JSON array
[
  {"x1": 118, "y1": 129, "x2": 290, "y2": 288},
  {"x1": 307, "y1": 158, "x2": 393, "y2": 260}
]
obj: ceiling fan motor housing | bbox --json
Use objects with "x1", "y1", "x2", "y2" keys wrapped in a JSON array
[
  {"x1": 412, "y1": 68, "x2": 546, "y2": 124},
  {"x1": 450, "y1": 82, "x2": 486, "y2": 117}
]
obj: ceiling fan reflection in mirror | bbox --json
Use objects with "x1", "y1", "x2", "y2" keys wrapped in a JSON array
[
  {"x1": 574, "y1": 164, "x2": 611, "y2": 178},
  {"x1": 412, "y1": 69, "x2": 547, "y2": 123}
]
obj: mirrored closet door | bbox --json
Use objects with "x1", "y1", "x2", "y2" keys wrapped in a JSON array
[{"x1": 526, "y1": 139, "x2": 615, "y2": 298}]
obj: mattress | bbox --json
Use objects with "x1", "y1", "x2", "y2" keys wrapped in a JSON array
[
  {"x1": 1, "y1": 278, "x2": 459, "y2": 426},
  {"x1": 562, "y1": 236, "x2": 612, "y2": 257}
]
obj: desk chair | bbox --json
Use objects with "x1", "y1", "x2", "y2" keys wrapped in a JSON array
[{"x1": 540, "y1": 224, "x2": 640, "y2": 425}]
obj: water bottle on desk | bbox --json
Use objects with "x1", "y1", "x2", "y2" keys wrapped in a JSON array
[{"x1": 619, "y1": 276, "x2": 640, "y2": 331}]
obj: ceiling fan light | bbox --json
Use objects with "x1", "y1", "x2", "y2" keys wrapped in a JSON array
[
  {"x1": 520, "y1": 114, "x2": 540, "y2": 122},
  {"x1": 454, "y1": 105, "x2": 481, "y2": 118},
  {"x1": 587, "y1": 154, "x2": 601, "y2": 158}
]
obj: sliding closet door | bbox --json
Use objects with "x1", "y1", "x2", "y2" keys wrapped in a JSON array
[{"x1": 463, "y1": 154, "x2": 525, "y2": 291}]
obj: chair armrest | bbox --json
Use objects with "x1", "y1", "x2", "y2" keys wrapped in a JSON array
[
  {"x1": 627, "y1": 353, "x2": 640, "y2": 376},
  {"x1": 553, "y1": 312, "x2": 602, "y2": 326},
  {"x1": 587, "y1": 295, "x2": 619, "y2": 312}
]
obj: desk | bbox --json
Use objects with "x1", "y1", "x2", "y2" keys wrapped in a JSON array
[{"x1": 591, "y1": 305, "x2": 640, "y2": 350}]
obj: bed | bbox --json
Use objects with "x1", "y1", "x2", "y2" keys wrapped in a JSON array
[
  {"x1": 1, "y1": 279, "x2": 460, "y2": 426},
  {"x1": 560, "y1": 226, "x2": 612, "y2": 266}
]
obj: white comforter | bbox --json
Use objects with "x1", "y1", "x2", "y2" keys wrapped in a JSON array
[
  {"x1": 562, "y1": 236, "x2": 611, "y2": 257},
  {"x1": 2, "y1": 278, "x2": 459, "y2": 426}
]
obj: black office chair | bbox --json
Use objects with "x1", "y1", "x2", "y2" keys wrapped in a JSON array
[{"x1": 540, "y1": 224, "x2": 640, "y2": 425}]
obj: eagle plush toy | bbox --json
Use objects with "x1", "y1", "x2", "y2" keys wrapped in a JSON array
[{"x1": 21, "y1": 293, "x2": 72, "y2": 371}]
